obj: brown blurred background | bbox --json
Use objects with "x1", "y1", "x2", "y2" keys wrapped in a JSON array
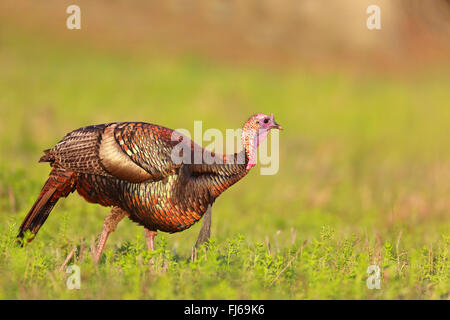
[{"x1": 1, "y1": 0, "x2": 450, "y2": 71}]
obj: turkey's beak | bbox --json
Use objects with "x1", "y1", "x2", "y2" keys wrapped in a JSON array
[
  {"x1": 272, "y1": 121, "x2": 283, "y2": 130},
  {"x1": 270, "y1": 113, "x2": 283, "y2": 130}
]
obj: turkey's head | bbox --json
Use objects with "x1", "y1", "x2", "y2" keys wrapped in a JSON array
[{"x1": 242, "y1": 113, "x2": 283, "y2": 170}]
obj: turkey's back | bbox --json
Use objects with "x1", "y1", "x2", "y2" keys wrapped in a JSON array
[{"x1": 43, "y1": 121, "x2": 213, "y2": 232}]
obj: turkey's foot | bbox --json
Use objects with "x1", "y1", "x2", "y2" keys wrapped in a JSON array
[
  {"x1": 145, "y1": 229, "x2": 157, "y2": 266},
  {"x1": 93, "y1": 206, "x2": 127, "y2": 263},
  {"x1": 145, "y1": 229, "x2": 157, "y2": 251},
  {"x1": 195, "y1": 205, "x2": 212, "y2": 249}
]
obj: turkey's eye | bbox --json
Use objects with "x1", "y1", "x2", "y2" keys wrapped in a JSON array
[
  {"x1": 255, "y1": 120, "x2": 259, "y2": 124},
  {"x1": 263, "y1": 118, "x2": 269, "y2": 124}
]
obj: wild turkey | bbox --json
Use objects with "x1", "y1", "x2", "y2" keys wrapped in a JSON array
[{"x1": 17, "y1": 113, "x2": 282, "y2": 261}]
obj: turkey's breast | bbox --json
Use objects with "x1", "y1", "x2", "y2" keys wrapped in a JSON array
[{"x1": 76, "y1": 169, "x2": 213, "y2": 233}]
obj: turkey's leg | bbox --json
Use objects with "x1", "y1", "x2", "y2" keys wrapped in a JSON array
[
  {"x1": 195, "y1": 205, "x2": 212, "y2": 248},
  {"x1": 144, "y1": 229, "x2": 157, "y2": 251},
  {"x1": 94, "y1": 206, "x2": 127, "y2": 262}
]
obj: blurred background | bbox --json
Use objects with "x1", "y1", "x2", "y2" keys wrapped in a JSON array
[
  {"x1": 2, "y1": 0, "x2": 450, "y2": 69},
  {"x1": 0, "y1": 0, "x2": 449, "y2": 258}
]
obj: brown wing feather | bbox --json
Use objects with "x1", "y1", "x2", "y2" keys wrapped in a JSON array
[
  {"x1": 41, "y1": 122, "x2": 184, "y2": 183},
  {"x1": 113, "y1": 122, "x2": 182, "y2": 180},
  {"x1": 43, "y1": 124, "x2": 113, "y2": 176},
  {"x1": 99, "y1": 124, "x2": 154, "y2": 183}
]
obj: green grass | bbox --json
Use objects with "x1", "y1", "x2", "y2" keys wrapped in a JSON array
[{"x1": 0, "y1": 30, "x2": 449, "y2": 299}]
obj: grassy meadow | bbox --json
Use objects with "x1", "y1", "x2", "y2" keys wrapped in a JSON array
[{"x1": 0, "y1": 30, "x2": 449, "y2": 299}]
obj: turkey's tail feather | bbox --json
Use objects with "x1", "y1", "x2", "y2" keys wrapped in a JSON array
[{"x1": 17, "y1": 168, "x2": 76, "y2": 244}]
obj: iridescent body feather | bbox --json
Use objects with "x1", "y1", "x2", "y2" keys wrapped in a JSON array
[{"x1": 17, "y1": 114, "x2": 282, "y2": 255}]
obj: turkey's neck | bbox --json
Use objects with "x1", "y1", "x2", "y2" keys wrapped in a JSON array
[
  {"x1": 199, "y1": 148, "x2": 249, "y2": 199},
  {"x1": 242, "y1": 128, "x2": 268, "y2": 171}
]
